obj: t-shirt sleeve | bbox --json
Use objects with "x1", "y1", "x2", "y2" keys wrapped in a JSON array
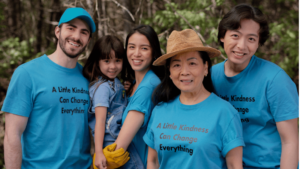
[
  {"x1": 267, "y1": 70, "x2": 299, "y2": 122},
  {"x1": 143, "y1": 106, "x2": 157, "y2": 149},
  {"x1": 127, "y1": 86, "x2": 154, "y2": 127},
  {"x1": 91, "y1": 83, "x2": 111, "y2": 112},
  {"x1": 1, "y1": 66, "x2": 33, "y2": 117},
  {"x1": 221, "y1": 112, "x2": 245, "y2": 157}
]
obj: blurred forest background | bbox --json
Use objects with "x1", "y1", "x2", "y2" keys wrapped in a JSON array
[{"x1": 0, "y1": 0, "x2": 298, "y2": 167}]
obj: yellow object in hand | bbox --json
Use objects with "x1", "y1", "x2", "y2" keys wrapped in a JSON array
[
  {"x1": 103, "y1": 143, "x2": 130, "y2": 169},
  {"x1": 92, "y1": 153, "x2": 98, "y2": 169}
]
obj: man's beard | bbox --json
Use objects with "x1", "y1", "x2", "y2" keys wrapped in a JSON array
[{"x1": 58, "y1": 36, "x2": 87, "y2": 59}]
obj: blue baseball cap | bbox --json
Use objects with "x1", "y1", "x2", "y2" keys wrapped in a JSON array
[{"x1": 58, "y1": 7, "x2": 96, "y2": 33}]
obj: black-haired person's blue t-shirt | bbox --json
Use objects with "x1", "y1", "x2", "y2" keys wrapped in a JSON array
[
  {"x1": 143, "y1": 93, "x2": 244, "y2": 169},
  {"x1": 211, "y1": 55, "x2": 299, "y2": 169}
]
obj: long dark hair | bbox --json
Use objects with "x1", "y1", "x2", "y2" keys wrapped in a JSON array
[
  {"x1": 83, "y1": 35, "x2": 125, "y2": 82},
  {"x1": 152, "y1": 51, "x2": 214, "y2": 105},
  {"x1": 123, "y1": 25, "x2": 165, "y2": 82}
]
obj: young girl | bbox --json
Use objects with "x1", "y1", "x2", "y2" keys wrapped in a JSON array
[{"x1": 83, "y1": 35, "x2": 144, "y2": 169}]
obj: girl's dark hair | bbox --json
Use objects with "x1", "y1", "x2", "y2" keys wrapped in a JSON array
[
  {"x1": 218, "y1": 4, "x2": 269, "y2": 47},
  {"x1": 123, "y1": 25, "x2": 165, "y2": 82},
  {"x1": 83, "y1": 35, "x2": 125, "y2": 82},
  {"x1": 152, "y1": 51, "x2": 214, "y2": 105}
]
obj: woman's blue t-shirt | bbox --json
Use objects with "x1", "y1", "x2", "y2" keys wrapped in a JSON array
[
  {"x1": 121, "y1": 70, "x2": 160, "y2": 167},
  {"x1": 143, "y1": 93, "x2": 244, "y2": 169}
]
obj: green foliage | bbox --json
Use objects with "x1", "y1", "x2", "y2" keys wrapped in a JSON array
[
  {"x1": 143, "y1": 0, "x2": 225, "y2": 65},
  {"x1": 0, "y1": 38, "x2": 33, "y2": 75},
  {"x1": 143, "y1": 0, "x2": 225, "y2": 54},
  {"x1": 0, "y1": 37, "x2": 53, "y2": 81},
  {"x1": 256, "y1": 9, "x2": 298, "y2": 78}
]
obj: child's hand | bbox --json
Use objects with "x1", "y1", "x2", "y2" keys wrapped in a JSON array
[
  {"x1": 103, "y1": 143, "x2": 130, "y2": 169},
  {"x1": 93, "y1": 153, "x2": 107, "y2": 169}
]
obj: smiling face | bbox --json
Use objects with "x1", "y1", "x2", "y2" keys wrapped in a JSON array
[
  {"x1": 126, "y1": 32, "x2": 152, "y2": 74},
  {"x1": 221, "y1": 19, "x2": 260, "y2": 70},
  {"x1": 169, "y1": 51, "x2": 208, "y2": 94},
  {"x1": 99, "y1": 50, "x2": 123, "y2": 79},
  {"x1": 56, "y1": 18, "x2": 90, "y2": 58}
]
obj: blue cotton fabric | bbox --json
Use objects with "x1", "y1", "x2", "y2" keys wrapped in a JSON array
[
  {"x1": 88, "y1": 77, "x2": 144, "y2": 169},
  {"x1": 2, "y1": 54, "x2": 92, "y2": 169},
  {"x1": 143, "y1": 93, "x2": 244, "y2": 169},
  {"x1": 122, "y1": 70, "x2": 161, "y2": 167},
  {"x1": 211, "y1": 55, "x2": 299, "y2": 168},
  {"x1": 88, "y1": 77, "x2": 127, "y2": 141}
]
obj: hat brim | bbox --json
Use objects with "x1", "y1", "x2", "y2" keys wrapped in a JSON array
[
  {"x1": 58, "y1": 15, "x2": 96, "y2": 33},
  {"x1": 153, "y1": 46, "x2": 221, "y2": 66}
]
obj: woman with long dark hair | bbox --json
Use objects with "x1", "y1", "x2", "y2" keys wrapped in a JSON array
[{"x1": 103, "y1": 25, "x2": 164, "y2": 168}]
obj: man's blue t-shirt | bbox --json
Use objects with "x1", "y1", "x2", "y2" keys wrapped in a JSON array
[
  {"x1": 143, "y1": 93, "x2": 244, "y2": 169},
  {"x1": 211, "y1": 55, "x2": 299, "y2": 168},
  {"x1": 2, "y1": 54, "x2": 92, "y2": 168},
  {"x1": 122, "y1": 70, "x2": 160, "y2": 167}
]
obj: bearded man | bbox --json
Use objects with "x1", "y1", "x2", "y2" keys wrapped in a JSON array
[{"x1": 2, "y1": 7, "x2": 96, "y2": 169}]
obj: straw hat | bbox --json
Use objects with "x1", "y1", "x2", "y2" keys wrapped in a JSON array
[{"x1": 153, "y1": 29, "x2": 221, "y2": 66}]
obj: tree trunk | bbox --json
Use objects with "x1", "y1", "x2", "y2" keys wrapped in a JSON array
[
  {"x1": 36, "y1": 0, "x2": 44, "y2": 53},
  {"x1": 123, "y1": 0, "x2": 135, "y2": 36},
  {"x1": 47, "y1": 0, "x2": 61, "y2": 48},
  {"x1": 7, "y1": 0, "x2": 21, "y2": 38}
]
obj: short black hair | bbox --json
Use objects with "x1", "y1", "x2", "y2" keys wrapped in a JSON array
[{"x1": 218, "y1": 4, "x2": 269, "y2": 48}]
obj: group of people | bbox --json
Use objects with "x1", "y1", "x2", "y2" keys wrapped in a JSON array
[{"x1": 2, "y1": 3, "x2": 298, "y2": 169}]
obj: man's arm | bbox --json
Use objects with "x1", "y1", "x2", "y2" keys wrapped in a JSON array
[
  {"x1": 276, "y1": 118, "x2": 299, "y2": 169},
  {"x1": 4, "y1": 112, "x2": 28, "y2": 169}
]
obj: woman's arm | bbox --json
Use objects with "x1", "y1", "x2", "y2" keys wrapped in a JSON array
[
  {"x1": 225, "y1": 146, "x2": 243, "y2": 169},
  {"x1": 94, "y1": 107, "x2": 108, "y2": 169},
  {"x1": 114, "y1": 110, "x2": 145, "y2": 151},
  {"x1": 147, "y1": 147, "x2": 159, "y2": 169},
  {"x1": 276, "y1": 118, "x2": 299, "y2": 169}
]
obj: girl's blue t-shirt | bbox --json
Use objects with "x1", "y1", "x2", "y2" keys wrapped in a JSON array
[
  {"x1": 121, "y1": 70, "x2": 161, "y2": 167},
  {"x1": 143, "y1": 93, "x2": 244, "y2": 169}
]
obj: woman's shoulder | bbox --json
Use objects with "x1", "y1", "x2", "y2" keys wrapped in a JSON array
[{"x1": 140, "y1": 70, "x2": 161, "y2": 89}]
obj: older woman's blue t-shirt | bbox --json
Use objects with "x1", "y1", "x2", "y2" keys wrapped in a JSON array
[
  {"x1": 122, "y1": 70, "x2": 160, "y2": 167},
  {"x1": 143, "y1": 93, "x2": 244, "y2": 169}
]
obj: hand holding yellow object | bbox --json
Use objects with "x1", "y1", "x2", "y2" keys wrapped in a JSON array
[{"x1": 102, "y1": 143, "x2": 130, "y2": 169}]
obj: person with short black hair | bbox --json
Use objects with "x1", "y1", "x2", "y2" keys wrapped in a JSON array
[
  {"x1": 211, "y1": 4, "x2": 299, "y2": 169},
  {"x1": 2, "y1": 7, "x2": 95, "y2": 168}
]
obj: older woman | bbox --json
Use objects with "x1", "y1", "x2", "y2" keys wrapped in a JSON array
[{"x1": 143, "y1": 29, "x2": 244, "y2": 169}]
